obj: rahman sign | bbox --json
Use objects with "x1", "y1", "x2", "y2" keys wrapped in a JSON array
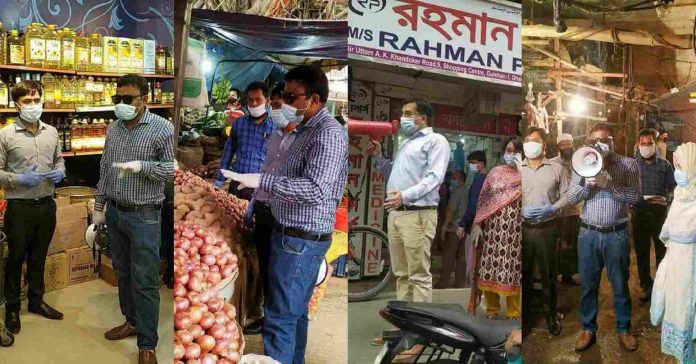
[{"x1": 348, "y1": 0, "x2": 522, "y2": 87}]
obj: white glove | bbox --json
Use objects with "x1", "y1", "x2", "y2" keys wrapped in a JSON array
[
  {"x1": 113, "y1": 161, "x2": 143, "y2": 178},
  {"x1": 222, "y1": 170, "x2": 261, "y2": 189},
  {"x1": 93, "y1": 210, "x2": 106, "y2": 225}
]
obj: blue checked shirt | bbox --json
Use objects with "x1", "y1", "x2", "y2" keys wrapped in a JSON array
[
  {"x1": 215, "y1": 114, "x2": 275, "y2": 183},
  {"x1": 568, "y1": 153, "x2": 641, "y2": 227},
  {"x1": 95, "y1": 108, "x2": 175, "y2": 211},
  {"x1": 258, "y1": 108, "x2": 348, "y2": 233},
  {"x1": 635, "y1": 152, "x2": 676, "y2": 199}
]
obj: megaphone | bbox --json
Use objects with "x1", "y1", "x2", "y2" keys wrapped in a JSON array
[
  {"x1": 85, "y1": 223, "x2": 110, "y2": 251},
  {"x1": 571, "y1": 146, "x2": 604, "y2": 177},
  {"x1": 316, "y1": 258, "x2": 329, "y2": 286},
  {"x1": 347, "y1": 119, "x2": 399, "y2": 141}
]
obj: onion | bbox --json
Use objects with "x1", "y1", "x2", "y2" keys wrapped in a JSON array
[
  {"x1": 199, "y1": 312, "x2": 215, "y2": 330},
  {"x1": 224, "y1": 303, "x2": 237, "y2": 319},
  {"x1": 174, "y1": 283, "x2": 187, "y2": 297},
  {"x1": 207, "y1": 297, "x2": 224, "y2": 313},
  {"x1": 212, "y1": 339, "x2": 229, "y2": 355},
  {"x1": 193, "y1": 303, "x2": 208, "y2": 313},
  {"x1": 210, "y1": 265, "x2": 220, "y2": 272},
  {"x1": 176, "y1": 330, "x2": 194, "y2": 345},
  {"x1": 186, "y1": 360, "x2": 201, "y2": 364},
  {"x1": 225, "y1": 321, "x2": 237, "y2": 333},
  {"x1": 228, "y1": 340, "x2": 240, "y2": 352},
  {"x1": 179, "y1": 239, "x2": 191, "y2": 250},
  {"x1": 187, "y1": 246, "x2": 198, "y2": 257},
  {"x1": 209, "y1": 324, "x2": 226, "y2": 340},
  {"x1": 210, "y1": 247, "x2": 222, "y2": 257},
  {"x1": 199, "y1": 244, "x2": 214, "y2": 255},
  {"x1": 184, "y1": 343, "x2": 201, "y2": 360},
  {"x1": 175, "y1": 297, "x2": 190, "y2": 312},
  {"x1": 189, "y1": 324, "x2": 204, "y2": 339},
  {"x1": 196, "y1": 335, "x2": 215, "y2": 353},
  {"x1": 200, "y1": 353, "x2": 217, "y2": 364},
  {"x1": 201, "y1": 255, "x2": 216, "y2": 266},
  {"x1": 217, "y1": 359, "x2": 234, "y2": 364},
  {"x1": 174, "y1": 343, "x2": 185, "y2": 359},
  {"x1": 176, "y1": 272, "x2": 190, "y2": 285},
  {"x1": 192, "y1": 237, "x2": 204, "y2": 248},
  {"x1": 187, "y1": 292, "x2": 201, "y2": 305},
  {"x1": 227, "y1": 352, "x2": 241, "y2": 362},
  {"x1": 214, "y1": 312, "x2": 227, "y2": 325},
  {"x1": 192, "y1": 270, "x2": 205, "y2": 281},
  {"x1": 183, "y1": 229, "x2": 195, "y2": 239},
  {"x1": 216, "y1": 255, "x2": 228, "y2": 266},
  {"x1": 189, "y1": 306, "x2": 203, "y2": 324},
  {"x1": 194, "y1": 227, "x2": 205, "y2": 237},
  {"x1": 221, "y1": 265, "x2": 234, "y2": 278},
  {"x1": 175, "y1": 316, "x2": 192, "y2": 330},
  {"x1": 199, "y1": 289, "x2": 214, "y2": 304},
  {"x1": 206, "y1": 272, "x2": 222, "y2": 286},
  {"x1": 187, "y1": 276, "x2": 203, "y2": 292}
]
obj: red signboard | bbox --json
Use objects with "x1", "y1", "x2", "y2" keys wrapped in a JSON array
[
  {"x1": 434, "y1": 103, "x2": 496, "y2": 134},
  {"x1": 498, "y1": 114, "x2": 520, "y2": 135}
]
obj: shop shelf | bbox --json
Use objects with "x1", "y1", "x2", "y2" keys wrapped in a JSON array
[
  {"x1": 75, "y1": 104, "x2": 173, "y2": 112},
  {"x1": 76, "y1": 71, "x2": 174, "y2": 79},
  {"x1": 0, "y1": 108, "x2": 76, "y2": 113},
  {"x1": 0, "y1": 65, "x2": 174, "y2": 79},
  {"x1": 0, "y1": 64, "x2": 75, "y2": 75},
  {"x1": 62, "y1": 150, "x2": 103, "y2": 158},
  {"x1": 149, "y1": 104, "x2": 174, "y2": 109}
]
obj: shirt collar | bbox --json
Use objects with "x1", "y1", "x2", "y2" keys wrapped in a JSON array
[
  {"x1": 408, "y1": 127, "x2": 433, "y2": 139},
  {"x1": 14, "y1": 119, "x2": 46, "y2": 131},
  {"x1": 301, "y1": 107, "x2": 329, "y2": 129},
  {"x1": 521, "y1": 158, "x2": 551, "y2": 167}
]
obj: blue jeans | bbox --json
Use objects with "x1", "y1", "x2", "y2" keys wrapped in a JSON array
[
  {"x1": 578, "y1": 227, "x2": 631, "y2": 333},
  {"x1": 107, "y1": 206, "x2": 162, "y2": 350},
  {"x1": 262, "y1": 230, "x2": 330, "y2": 364}
]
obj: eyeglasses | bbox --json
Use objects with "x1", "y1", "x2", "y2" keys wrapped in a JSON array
[
  {"x1": 282, "y1": 91, "x2": 310, "y2": 104},
  {"x1": 111, "y1": 94, "x2": 144, "y2": 105},
  {"x1": 585, "y1": 136, "x2": 613, "y2": 145}
]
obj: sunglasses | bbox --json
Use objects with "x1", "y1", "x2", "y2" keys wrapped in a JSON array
[
  {"x1": 227, "y1": 98, "x2": 239, "y2": 104},
  {"x1": 282, "y1": 91, "x2": 311, "y2": 104},
  {"x1": 585, "y1": 136, "x2": 613, "y2": 145},
  {"x1": 111, "y1": 94, "x2": 145, "y2": 105}
]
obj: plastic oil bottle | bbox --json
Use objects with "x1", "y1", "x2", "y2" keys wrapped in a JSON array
[
  {"x1": 93, "y1": 77, "x2": 104, "y2": 106},
  {"x1": 61, "y1": 75, "x2": 73, "y2": 108},
  {"x1": 25, "y1": 23, "x2": 45, "y2": 68},
  {"x1": 165, "y1": 46, "x2": 173, "y2": 74},
  {"x1": 85, "y1": 76, "x2": 94, "y2": 107},
  {"x1": 7, "y1": 29, "x2": 23, "y2": 65},
  {"x1": 43, "y1": 73, "x2": 56, "y2": 108},
  {"x1": 75, "y1": 31, "x2": 89, "y2": 71},
  {"x1": 60, "y1": 29, "x2": 75, "y2": 70},
  {"x1": 156, "y1": 44, "x2": 166, "y2": 74},
  {"x1": 88, "y1": 33, "x2": 103, "y2": 72},
  {"x1": 76, "y1": 76, "x2": 86, "y2": 108},
  {"x1": 44, "y1": 24, "x2": 61, "y2": 68},
  {"x1": 0, "y1": 77, "x2": 8, "y2": 108}
]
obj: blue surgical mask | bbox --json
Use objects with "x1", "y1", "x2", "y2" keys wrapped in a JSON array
[
  {"x1": 503, "y1": 153, "x2": 516, "y2": 166},
  {"x1": 114, "y1": 103, "x2": 140, "y2": 121},
  {"x1": 281, "y1": 103, "x2": 306, "y2": 124},
  {"x1": 399, "y1": 117, "x2": 418, "y2": 136},
  {"x1": 596, "y1": 142, "x2": 611, "y2": 157},
  {"x1": 675, "y1": 169, "x2": 690, "y2": 187},
  {"x1": 469, "y1": 163, "x2": 479, "y2": 173},
  {"x1": 271, "y1": 108, "x2": 289, "y2": 129}
]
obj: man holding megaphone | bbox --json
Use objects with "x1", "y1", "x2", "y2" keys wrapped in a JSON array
[{"x1": 567, "y1": 123, "x2": 641, "y2": 353}]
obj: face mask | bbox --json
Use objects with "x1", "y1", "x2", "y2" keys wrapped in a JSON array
[
  {"x1": 469, "y1": 163, "x2": 479, "y2": 173},
  {"x1": 523, "y1": 142, "x2": 543, "y2": 159},
  {"x1": 560, "y1": 148, "x2": 573, "y2": 160},
  {"x1": 399, "y1": 117, "x2": 418, "y2": 136},
  {"x1": 249, "y1": 103, "x2": 267, "y2": 118},
  {"x1": 19, "y1": 104, "x2": 43, "y2": 123},
  {"x1": 639, "y1": 145, "x2": 656, "y2": 159},
  {"x1": 503, "y1": 153, "x2": 516, "y2": 166},
  {"x1": 281, "y1": 102, "x2": 307, "y2": 124},
  {"x1": 271, "y1": 108, "x2": 289, "y2": 129},
  {"x1": 596, "y1": 142, "x2": 611, "y2": 157},
  {"x1": 675, "y1": 169, "x2": 690, "y2": 187},
  {"x1": 114, "y1": 103, "x2": 140, "y2": 121}
]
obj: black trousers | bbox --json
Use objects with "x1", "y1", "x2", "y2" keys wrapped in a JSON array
[
  {"x1": 558, "y1": 215, "x2": 580, "y2": 279},
  {"x1": 631, "y1": 204, "x2": 668, "y2": 292},
  {"x1": 253, "y1": 201, "x2": 276, "y2": 297},
  {"x1": 521, "y1": 221, "x2": 559, "y2": 326},
  {"x1": 3, "y1": 198, "x2": 57, "y2": 312},
  {"x1": 228, "y1": 180, "x2": 254, "y2": 201}
]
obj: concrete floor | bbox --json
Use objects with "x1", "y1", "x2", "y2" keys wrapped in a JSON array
[
  {"x1": 244, "y1": 277, "x2": 348, "y2": 364},
  {"x1": 523, "y1": 246, "x2": 676, "y2": 364},
  {"x1": 0, "y1": 279, "x2": 173, "y2": 364}
]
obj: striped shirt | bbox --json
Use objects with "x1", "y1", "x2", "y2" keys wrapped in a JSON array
[
  {"x1": 95, "y1": 109, "x2": 175, "y2": 211},
  {"x1": 636, "y1": 153, "x2": 676, "y2": 198},
  {"x1": 0, "y1": 120, "x2": 65, "y2": 199},
  {"x1": 258, "y1": 107, "x2": 348, "y2": 233},
  {"x1": 567, "y1": 153, "x2": 640, "y2": 227},
  {"x1": 254, "y1": 129, "x2": 298, "y2": 204},
  {"x1": 215, "y1": 114, "x2": 275, "y2": 183}
]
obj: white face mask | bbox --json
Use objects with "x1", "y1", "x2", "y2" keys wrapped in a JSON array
[
  {"x1": 114, "y1": 103, "x2": 140, "y2": 121},
  {"x1": 469, "y1": 163, "x2": 479, "y2": 173},
  {"x1": 271, "y1": 108, "x2": 289, "y2": 129},
  {"x1": 248, "y1": 103, "x2": 267, "y2": 118},
  {"x1": 19, "y1": 104, "x2": 43, "y2": 123},
  {"x1": 523, "y1": 142, "x2": 543, "y2": 159},
  {"x1": 281, "y1": 103, "x2": 307, "y2": 124},
  {"x1": 639, "y1": 145, "x2": 656, "y2": 159}
]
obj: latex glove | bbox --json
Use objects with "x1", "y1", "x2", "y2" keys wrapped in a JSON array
[
  {"x1": 213, "y1": 179, "x2": 224, "y2": 189},
  {"x1": 456, "y1": 226, "x2": 466, "y2": 239},
  {"x1": 471, "y1": 224, "x2": 483, "y2": 244},
  {"x1": 113, "y1": 161, "x2": 143, "y2": 178},
  {"x1": 522, "y1": 206, "x2": 543, "y2": 218},
  {"x1": 17, "y1": 172, "x2": 44, "y2": 186},
  {"x1": 93, "y1": 210, "x2": 106, "y2": 225},
  {"x1": 538, "y1": 205, "x2": 556, "y2": 218},
  {"x1": 223, "y1": 170, "x2": 261, "y2": 189},
  {"x1": 41, "y1": 169, "x2": 65, "y2": 184}
]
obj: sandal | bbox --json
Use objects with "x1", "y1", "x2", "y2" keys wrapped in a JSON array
[
  {"x1": 486, "y1": 314, "x2": 496, "y2": 320},
  {"x1": 393, "y1": 344, "x2": 424, "y2": 363}
]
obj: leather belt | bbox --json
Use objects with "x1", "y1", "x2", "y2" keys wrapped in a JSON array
[
  {"x1": 8, "y1": 196, "x2": 53, "y2": 206},
  {"x1": 110, "y1": 200, "x2": 162, "y2": 213},
  {"x1": 581, "y1": 222, "x2": 627, "y2": 233},
  {"x1": 394, "y1": 205, "x2": 438, "y2": 211},
  {"x1": 278, "y1": 225, "x2": 332, "y2": 242},
  {"x1": 522, "y1": 219, "x2": 556, "y2": 228}
]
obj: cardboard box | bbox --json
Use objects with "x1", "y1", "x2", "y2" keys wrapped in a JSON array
[
  {"x1": 44, "y1": 252, "x2": 68, "y2": 293},
  {"x1": 130, "y1": 38, "x2": 144, "y2": 74},
  {"x1": 99, "y1": 255, "x2": 118, "y2": 287},
  {"x1": 118, "y1": 37, "x2": 132, "y2": 73},
  {"x1": 103, "y1": 36, "x2": 119, "y2": 73},
  {"x1": 143, "y1": 40, "x2": 156, "y2": 74},
  {"x1": 67, "y1": 247, "x2": 96, "y2": 285},
  {"x1": 47, "y1": 202, "x2": 88, "y2": 256}
]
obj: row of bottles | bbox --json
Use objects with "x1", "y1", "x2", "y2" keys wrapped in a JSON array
[
  {"x1": 0, "y1": 73, "x2": 41, "y2": 108},
  {"x1": 0, "y1": 22, "x2": 174, "y2": 74},
  {"x1": 56, "y1": 116, "x2": 110, "y2": 152}
]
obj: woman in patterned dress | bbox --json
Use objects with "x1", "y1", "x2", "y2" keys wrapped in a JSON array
[{"x1": 468, "y1": 137, "x2": 524, "y2": 320}]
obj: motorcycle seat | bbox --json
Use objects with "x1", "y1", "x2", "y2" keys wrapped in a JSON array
[{"x1": 386, "y1": 301, "x2": 520, "y2": 347}]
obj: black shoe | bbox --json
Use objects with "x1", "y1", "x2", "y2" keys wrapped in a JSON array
[
  {"x1": 547, "y1": 313, "x2": 562, "y2": 336},
  {"x1": 28, "y1": 301, "x2": 64, "y2": 320},
  {"x1": 639, "y1": 289, "x2": 651, "y2": 303},
  {"x1": 5, "y1": 311, "x2": 20, "y2": 335},
  {"x1": 243, "y1": 318, "x2": 264, "y2": 335}
]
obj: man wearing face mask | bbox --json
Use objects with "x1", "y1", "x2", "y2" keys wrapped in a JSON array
[
  {"x1": 456, "y1": 151, "x2": 488, "y2": 240},
  {"x1": 550, "y1": 133, "x2": 582, "y2": 286},
  {"x1": 93, "y1": 74, "x2": 175, "y2": 364},
  {"x1": 227, "y1": 66, "x2": 348, "y2": 363},
  {"x1": 632, "y1": 128, "x2": 676, "y2": 303},
  {"x1": 568, "y1": 123, "x2": 640, "y2": 353},
  {"x1": 437, "y1": 170, "x2": 470, "y2": 289},
  {"x1": 242, "y1": 83, "x2": 295, "y2": 335},
  {"x1": 0, "y1": 80, "x2": 66, "y2": 335},
  {"x1": 214, "y1": 82, "x2": 275, "y2": 200},
  {"x1": 518, "y1": 127, "x2": 569, "y2": 336}
]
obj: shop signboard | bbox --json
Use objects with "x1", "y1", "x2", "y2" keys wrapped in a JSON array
[
  {"x1": 434, "y1": 103, "x2": 497, "y2": 134},
  {"x1": 349, "y1": 81, "x2": 373, "y2": 120},
  {"x1": 498, "y1": 113, "x2": 520, "y2": 135},
  {"x1": 346, "y1": 136, "x2": 372, "y2": 279},
  {"x1": 348, "y1": 0, "x2": 522, "y2": 87},
  {"x1": 374, "y1": 96, "x2": 392, "y2": 121},
  {"x1": 375, "y1": 83, "x2": 412, "y2": 99},
  {"x1": 182, "y1": 38, "x2": 209, "y2": 108}
]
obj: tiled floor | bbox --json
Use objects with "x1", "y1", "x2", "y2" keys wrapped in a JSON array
[{"x1": 0, "y1": 279, "x2": 173, "y2": 364}]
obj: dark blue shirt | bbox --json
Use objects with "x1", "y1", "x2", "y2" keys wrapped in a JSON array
[
  {"x1": 635, "y1": 151, "x2": 676, "y2": 206},
  {"x1": 216, "y1": 113, "x2": 275, "y2": 182},
  {"x1": 459, "y1": 172, "x2": 487, "y2": 233}
]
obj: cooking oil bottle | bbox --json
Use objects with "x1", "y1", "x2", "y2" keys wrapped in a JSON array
[
  {"x1": 165, "y1": 47, "x2": 173, "y2": 74},
  {"x1": 43, "y1": 73, "x2": 56, "y2": 108},
  {"x1": 44, "y1": 24, "x2": 61, "y2": 68},
  {"x1": 94, "y1": 77, "x2": 104, "y2": 106},
  {"x1": 75, "y1": 31, "x2": 89, "y2": 71},
  {"x1": 156, "y1": 44, "x2": 166, "y2": 74},
  {"x1": 103, "y1": 36, "x2": 118, "y2": 73},
  {"x1": 25, "y1": 23, "x2": 45, "y2": 67},
  {"x1": 85, "y1": 76, "x2": 94, "y2": 106},
  {"x1": 131, "y1": 39, "x2": 144, "y2": 73},
  {"x1": 0, "y1": 77, "x2": 8, "y2": 108},
  {"x1": 7, "y1": 29, "x2": 24, "y2": 65},
  {"x1": 88, "y1": 33, "x2": 103, "y2": 72},
  {"x1": 76, "y1": 76, "x2": 86, "y2": 107},
  {"x1": 53, "y1": 76, "x2": 62, "y2": 108},
  {"x1": 0, "y1": 22, "x2": 6, "y2": 64},
  {"x1": 61, "y1": 75, "x2": 73, "y2": 108},
  {"x1": 60, "y1": 29, "x2": 75, "y2": 70}
]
